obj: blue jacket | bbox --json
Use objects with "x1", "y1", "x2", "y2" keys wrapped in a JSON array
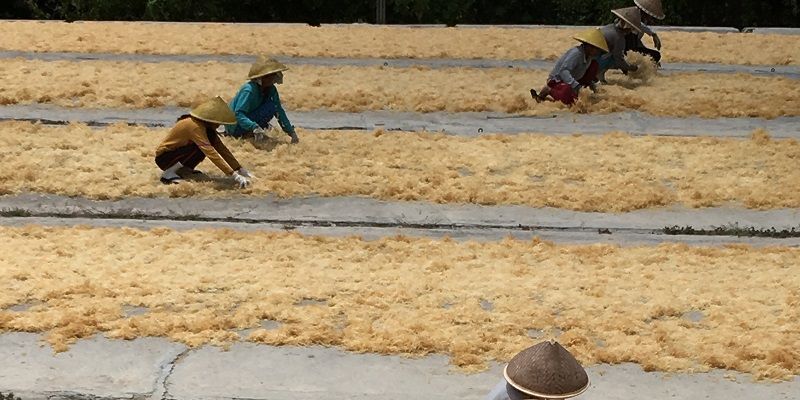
[{"x1": 225, "y1": 81, "x2": 295, "y2": 135}]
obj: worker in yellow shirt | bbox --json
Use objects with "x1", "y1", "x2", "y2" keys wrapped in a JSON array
[{"x1": 155, "y1": 96, "x2": 254, "y2": 188}]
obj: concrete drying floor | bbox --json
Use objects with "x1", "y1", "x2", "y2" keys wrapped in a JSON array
[
  {"x1": 2, "y1": 104, "x2": 799, "y2": 138},
  {"x1": 1, "y1": 25, "x2": 798, "y2": 399},
  {"x1": 1, "y1": 51, "x2": 798, "y2": 78},
  {"x1": 1, "y1": 333, "x2": 798, "y2": 400},
  {"x1": 1, "y1": 193, "x2": 798, "y2": 246}
]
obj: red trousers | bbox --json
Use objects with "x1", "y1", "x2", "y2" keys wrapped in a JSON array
[{"x1": 547, "y1": 60, "x2": 598, "y2": 105}]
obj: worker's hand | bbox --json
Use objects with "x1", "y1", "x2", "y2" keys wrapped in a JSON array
[
  {"x1": 237, "y1": 167, "x2": 256, "y2": 179},
  {"x1": 589, "y1": 83, "x2": 599, "y2": 93},
  {"x1": 252, "y1": 127, "x2": 267, "y2": 143},
  {"x1": 289, "y1": 131, "x2": 299, "y2": 144},
  {"x1": 653, "y1": 34, "x2": 662, "y2": 50},
  {"x1": 232, "y1": 171, "x2": 251, "y2": 189}
]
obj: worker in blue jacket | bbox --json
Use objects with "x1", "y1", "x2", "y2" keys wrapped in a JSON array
[{"x1": 225, "y1": 56, "x2": 299, "y2": 144}]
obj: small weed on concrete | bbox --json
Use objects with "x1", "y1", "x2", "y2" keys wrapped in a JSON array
[
  {"x1": 664, "y1": 224, "x2": 800, "y2": 238},
  {"x1": 0, "y1": 209, "x2": 32, "y2": 217}
]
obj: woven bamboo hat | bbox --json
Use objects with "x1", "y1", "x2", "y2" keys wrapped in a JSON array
[
  {"x1": 503, "y1": 340, "x2": 589, "y2": 399},
  {"x1": 189, "y1": 96, "x2": 236, "y2": 125},
  {"x1": 634, "y1": 0, "x2": 665, "y2": 20},
  {"x1": 611, "y1": 6, "x2": 645, "y2": 34},
  {"x1": 573, "y1": 28, "x2": 609, "y2": 53},
  {"x1": 248, "y1": 56, "x2": 289, "y2": 80}
]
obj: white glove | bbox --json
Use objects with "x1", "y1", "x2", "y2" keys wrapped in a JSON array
[
  {"x1": 237, "y1": 167, "x2": 256, "y2": 179},
  {"x1": 252, "y1": 127, "x2": 267, "y2": 142},
  {"x1": 232, "y1": 171, "x2": 251, "y2": 188}
]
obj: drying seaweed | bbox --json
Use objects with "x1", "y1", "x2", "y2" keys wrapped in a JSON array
[
  {"x1": 1, "y1": 122, "x2": 799, "y2": 212},
  {"x1": 0, "y1": 226, "x2": 798, "y2": 379},
  {"x1": 0, "y1": 21, "x2": 796, "y2": 66},
  {"x1": 1, "y1": 60, "x2": 799, "y2": 118}
]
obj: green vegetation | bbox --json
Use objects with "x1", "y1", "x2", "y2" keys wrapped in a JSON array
[
  {"x1": 664, "y1": 224, "x2": 800, "y2": 238},
  {"x1": 1, "y1": 0, "x2": 798, "y2": 28}
]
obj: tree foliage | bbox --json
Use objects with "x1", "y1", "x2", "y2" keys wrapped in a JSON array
[{"x1": 1, "y1": 0, "x2": 798, "y2": 28}]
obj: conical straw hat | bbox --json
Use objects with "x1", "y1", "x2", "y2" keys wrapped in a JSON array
[
  {"x1": 611, "y1": 6, "x2": 645, "y2": 34},
  {"x1": 248, "y1": 56, "x2": 289, "y2": 80},
  {"x1": 634, "y1": 0, "x2": 665, "y2": 20},
  {"x1": 503, "y1": 340, "x2": 589, "y2": 399},
  {"x1": 573, "y1": 28, "x2": 609, "y2": 53},
  {"x1": 189, "y1": 96, "x2": 236, "y2": 125}
]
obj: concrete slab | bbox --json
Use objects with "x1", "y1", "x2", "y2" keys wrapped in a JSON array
[
  {"x1": 173, "y1": 354, "x2": 800, "y2": 400},
  {"x1": 4, "y1": 216, "x2": 799, "y2": 247},
  {"x1": 0, "y1": 103, "x2": 181, "y2": 127},
  {"x1": 7, "y1": 192, "x2": 800, "y2": 231},
  {"x1": 658, "y1": 61, "x2": 799, "y2": 78},
  {"x1": 167, "y1": 344, "x2": 498, "y2": 400},
  {"x1": 0, "y1": 49, "x2": 261, "y2": 64},
  {"x1": 289, "y1": 110, "x2": 800, "y2": 138},
  {"x1": 2, "y1": 51, "x2": 797, "y2": 78},
  {"x1": 743, "y1": 27, "x2": 800, "y2": 35},
  {"x1": 1, "y1": 194, "x2": 798, "y2": 247},
  {"x1": 2, "y1": 105, "x2": 799, "y2": 138},
  {"x1": 583, "y1": 364, "x2": 800, "y2": 400},
  {"x1": 0, "y1": 333, "x2": 186, "y2": 399},
  {"x1": 2, "y1": 334, "x2": 795, "y2": 400}
]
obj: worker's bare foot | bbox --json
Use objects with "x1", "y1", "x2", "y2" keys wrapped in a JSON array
[{"x1": 530, "y1": 89, "x2": 544, "y2": 103}]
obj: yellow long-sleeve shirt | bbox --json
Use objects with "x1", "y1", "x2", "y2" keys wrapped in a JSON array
[{"x1": 155, "y1": 117, "x2": 242, "y2": 175}]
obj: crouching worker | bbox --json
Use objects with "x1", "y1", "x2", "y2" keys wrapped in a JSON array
[
  {"x1": 485, "y1": 340, "x2": 589, "y2": 400},
  {"x1": 597, "y1": 6, "x2": 645, "y2": 82},
  {"x1": 225, "y1": 56, "x2": 299, "y2": 144},
  {"x1": 627, "y1": 0, "x2": 666, "y2": 64},
  {"x1": 530, "y1": 28, "x2": 609, "y2": 105},
  {"x1": 155, "y1": 96, "x2": 254, "y2": 188}
]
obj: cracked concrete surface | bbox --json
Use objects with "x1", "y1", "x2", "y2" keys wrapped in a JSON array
[
  {"x1": 0, "y1": 333, "x2": 186, "y2": 400},
  {"x1": 3, "y1": 22, "x2": 798, "y2": 400},
  {"x1": 1, "y1": 334, "x2": 797, "y2": 400},
  {"x1": 149, "y1": 349, "x2": 192, "y2": 400},
  {"x1": 1, "y1": 194, "x2": 798, "y2": 246},
  {"x1": 2, "y1": 105, "x2": 799, "y2": 138}
]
